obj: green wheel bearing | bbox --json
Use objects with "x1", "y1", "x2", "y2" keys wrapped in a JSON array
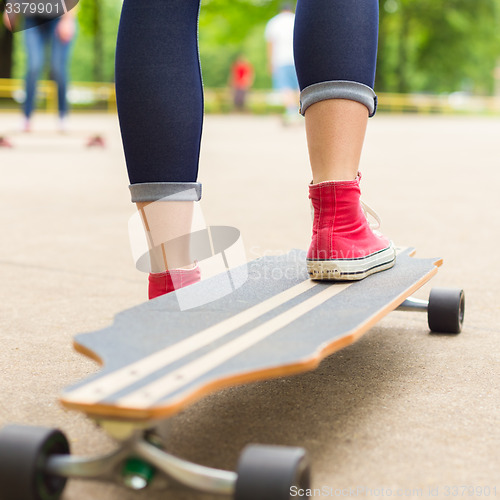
[{"x1": 122, "y1": 456, "x2": 156, "y2": 490}]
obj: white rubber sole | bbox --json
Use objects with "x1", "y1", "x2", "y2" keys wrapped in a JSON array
[{"x1": 307, "y1": 244, "x2": 397, "y2": 281}]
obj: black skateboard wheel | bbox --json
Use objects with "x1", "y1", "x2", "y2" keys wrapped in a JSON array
[
  {"x1": 0, "y1": 425, "x2": 70, "y2": 500},
  {"x1": 428, "y1": 288, "x2": 465, "y2": 334},
  {"x1": 234, "y1": 444, "x2": 310, "y2": 500}
]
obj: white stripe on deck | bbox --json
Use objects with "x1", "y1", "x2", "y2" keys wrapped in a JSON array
[
  {"x1": 64, "y1": 279, "x2": 322, "y2": 404},
  {"x1": 117, "y1": 282, "x2": 352, "y2": 409}
]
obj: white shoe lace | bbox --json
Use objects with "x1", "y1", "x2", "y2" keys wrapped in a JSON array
[{"x1": 361, "y1": 200, "x2": 381, "y2": 231}]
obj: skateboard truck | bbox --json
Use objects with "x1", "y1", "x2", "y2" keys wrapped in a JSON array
[
  {"x1": 43, "y1": 430, "x2": 237, "y2": 494},
  {"x1": 397, "y1": 287, "x2": 465, "y2": 334},
  {"x1": 0, "y1": 424, "x2": 309, "y2": 499}
]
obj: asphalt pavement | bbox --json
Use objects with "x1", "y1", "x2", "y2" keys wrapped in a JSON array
[{"x1": 0, "y1": 111, "x2": 498, "y2": 499}]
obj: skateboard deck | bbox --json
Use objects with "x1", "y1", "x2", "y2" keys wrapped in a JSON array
[{"x1": 60, "y1": 248, "x2": 442, "y2": 422}]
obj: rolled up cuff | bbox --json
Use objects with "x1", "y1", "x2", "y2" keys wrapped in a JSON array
[
  {"x1": 129, "y1": 182, "x2": 202, "y2": 203},
  {"x1": 300, "y1": 80, "x2": 377, "y2": 117}
]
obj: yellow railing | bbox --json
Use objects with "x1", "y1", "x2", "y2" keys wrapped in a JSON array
[
  {"x1": 377, "y1": 92, "x2": 500, "y2": 114},
  {"x1": 204, "y1": 88, "x2": 500, "y2": 115},
  {"x1": 0, "y1": 78, "x2": 116, "y2": 112},
  {"x1": 1, "y1": 79, "x2": 499, "y2": 114}
]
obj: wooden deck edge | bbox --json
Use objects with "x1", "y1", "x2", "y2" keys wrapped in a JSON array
[{"x1": 60, "y1": 257, "x2": 442, "y2": 424}]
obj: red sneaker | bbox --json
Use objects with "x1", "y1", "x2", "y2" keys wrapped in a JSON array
[
  {"x1": 148, "y1": 264, "x2": 201, "y2": 300},
  {"x1": 307, "y1": 174, "x2": 396, "y2": 280}
]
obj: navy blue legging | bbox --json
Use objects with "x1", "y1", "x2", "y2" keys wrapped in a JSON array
[{"x1": 115, "y1": 0, "x2": 378, "y2": 187}]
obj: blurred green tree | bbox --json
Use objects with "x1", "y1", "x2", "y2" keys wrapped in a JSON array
[
  {"x1": 377, "y1": 0, "x2": 500, "y2": 94},
  {"x1": 199, "y1": 0, "x2": 285, "y2": 89},
  {"x1": 201, "y1": 0, "x2": 500, "y2": 94},
  {"x1": 73, "y1": 0, "x2": 121, "y2": 81},
  {"x1": 2, "y1": 0, "x2": 500, "y2": 95}
]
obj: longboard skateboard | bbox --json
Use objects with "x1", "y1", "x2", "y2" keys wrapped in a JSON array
[{"x1": 0, "y1": 248, "x2": 464, "y2": 500}]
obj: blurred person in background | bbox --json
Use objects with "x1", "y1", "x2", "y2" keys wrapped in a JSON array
[
  {"x1": 3, "y1": 1, "x2": 78, "y2": 132},
  {"x1": 265, "y1": 3, "x2": 300, "y2": 124},
  {"x1": 229, "y1": 53, "x2": 254, "y2": 112}
]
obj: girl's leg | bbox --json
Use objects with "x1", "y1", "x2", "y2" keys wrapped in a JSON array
[
  {"x1": 294, "y1": 0, "x2": 378, "y2": 182},
  {"x1": 294, "y1": 0, "x2": 395, "y2": 280},
  {"x1": 116, "y1": 0, "x2": 203, "y2": 291},
  {"x1": 302, "y1": 100, "x2": 370, "y2": 183},
  {"x1": 116, "y1": 0, "x2": 203, "y2": 186}
]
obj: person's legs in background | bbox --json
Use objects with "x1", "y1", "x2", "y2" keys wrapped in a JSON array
[
  {"x1": 23, "y1": 19, "x2": 48, "y2": 131},
  {"x1": 50, "y1": 18, "x2": 75, "y2": 132},
  {"x1": 115, "y1": 0, "x2": 203, "y2": 299},
  {"x1": 273, "y1": 64, "x2": 299, "y2": 124},
  {"x1": 294, "y1": 0, "x2": 396, "y2": 280}
]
